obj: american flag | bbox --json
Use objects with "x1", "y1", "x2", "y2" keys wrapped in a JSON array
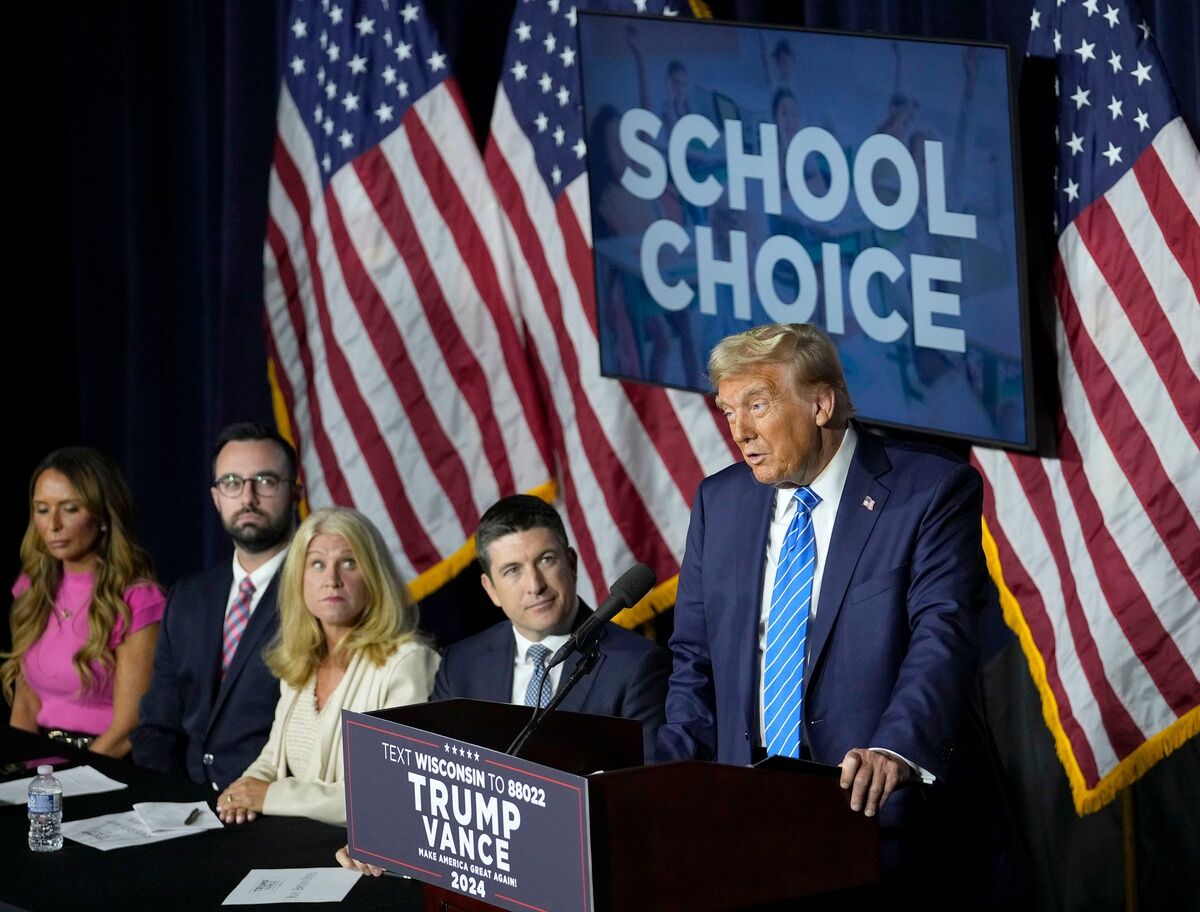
[
  {"x1": 264, "y1": 0, "x2": 554, "y2": 599},
  {"x1": 483, "y1": 0, "x2": 738, "y2": 614},
  {"x1": 971, "y1": 0, "x2": 1199, "y2": 814}
]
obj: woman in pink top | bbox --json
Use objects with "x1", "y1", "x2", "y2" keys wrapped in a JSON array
[{"x1": 2, "y1": 447, "x2": 164, "y2": 757}]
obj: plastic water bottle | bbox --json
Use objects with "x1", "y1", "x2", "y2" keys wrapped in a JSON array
[{"x1": 27, "y1": 765, "x2": 63, "y2": 852}]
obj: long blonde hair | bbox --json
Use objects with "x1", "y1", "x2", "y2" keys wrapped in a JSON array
[
  {"x1": 266, "y1": 507, "x2": 423, "y2": 688},
  {"x1": 2, "y1": 448, "x2": 156, "y2": 701}
]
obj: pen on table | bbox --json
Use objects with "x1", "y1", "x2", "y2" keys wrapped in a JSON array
[{"x1": 185, "y1": 808, "x2": 201, "y2": 826}]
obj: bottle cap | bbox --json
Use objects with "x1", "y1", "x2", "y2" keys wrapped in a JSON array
[{"x1": 37, "y1": 765, "x2": 53, "y2": 775}]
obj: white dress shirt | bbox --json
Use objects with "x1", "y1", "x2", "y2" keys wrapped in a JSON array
[
  {"x1": 508, "y1": 602, "x2": 579, "y2": 705},
  {"x1": 223, "y1": 547, "x2": 288, "y2": 622}
]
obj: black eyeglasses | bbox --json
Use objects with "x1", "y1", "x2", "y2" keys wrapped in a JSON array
[{"x1": 212, "y1": 473, "x2": 293, "y2": 498}]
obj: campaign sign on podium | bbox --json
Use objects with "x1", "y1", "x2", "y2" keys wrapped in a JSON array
[{"x1": 342, "y1": 709, "x2": 594, "y2": 912}]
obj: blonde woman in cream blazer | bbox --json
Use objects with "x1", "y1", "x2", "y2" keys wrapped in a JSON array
[{"x1": 217, "y1": 507, "x2": 438, "y2": 827}]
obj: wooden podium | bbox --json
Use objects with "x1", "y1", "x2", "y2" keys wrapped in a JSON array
[{"x1": 355, "y1": 701, "x2": 879, "y2": 912}]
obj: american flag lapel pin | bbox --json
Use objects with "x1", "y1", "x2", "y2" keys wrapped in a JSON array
[{"x1": 862, "y1": 496, "x2": 875, "y2": 511}]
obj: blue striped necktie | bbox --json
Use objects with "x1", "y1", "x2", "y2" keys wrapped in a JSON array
[
  {"x1": 763, "y1": 486, "x2": 822, "y2": 758},
  {"x1": 523, "y1": 643, "x2": 553, "y2": 708}
]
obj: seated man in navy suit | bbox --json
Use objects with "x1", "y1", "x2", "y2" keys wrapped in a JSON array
[
  {"x1": 132, "y1": 423, "x2": 299, "y2": 791},
  {"x1": 432, "y1": 495, "x2": 669, "y2": 762}
]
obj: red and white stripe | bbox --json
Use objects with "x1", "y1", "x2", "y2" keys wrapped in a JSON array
[
  {"x1": 971, "y1": 116, "x2": 1200, "y2": 794},
  {"x1": 264, "y1": 80, "x2": 551, "y2": 583},
  {"x1": 486, "y1": 87, "x2": 736, "y2": 605}
]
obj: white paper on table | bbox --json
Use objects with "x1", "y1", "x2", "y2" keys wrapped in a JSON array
[
  {"x1": 133, "y1": 800, "x2": 222, "y2": 833},
  {"x1": 222, "y1": 869, "x2": 361, "y2": 905},
  {"x1": 0, "y1": 765, "x2": 127, "y2": 805},
  {"x1": 60, "y1": 810, "x2": 208, "y2": 850}
]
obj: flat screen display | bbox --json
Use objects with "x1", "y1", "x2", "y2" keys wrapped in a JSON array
[{"x1": 579, "y1": 14, "x2": 1033, "y2": 448}]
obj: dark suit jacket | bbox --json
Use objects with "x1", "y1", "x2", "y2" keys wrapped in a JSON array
[
  {"x1": 659, "y1": 428, "x2": 1023, "y2": 903},
  {"x1": 431, "y1": 604, "x2": 670, "y2": 762},
  {"x1": 131, "y1": 561, "x2": 281, "y2": 791}
]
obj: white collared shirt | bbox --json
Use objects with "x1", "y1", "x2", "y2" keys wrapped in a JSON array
[
  {"x1": 508, "y1": 602, "x2": 580, "y2": 705},
  {"x1": 223, "y1": 547, "x2": 288, "y2": 622}
]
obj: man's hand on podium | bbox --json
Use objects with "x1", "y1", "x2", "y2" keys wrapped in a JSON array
[{"x1": 839, "y1": 747, "x2": 911, "y2": 817}]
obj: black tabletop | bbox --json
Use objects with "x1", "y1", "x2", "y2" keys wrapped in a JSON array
[{"x1": 1, "y1": 727, "x2": 423, "y2": 912}]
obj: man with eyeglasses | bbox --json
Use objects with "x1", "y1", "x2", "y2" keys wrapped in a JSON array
[{"x1": 132, "y1": 423, "x2": 300, "y2": 792}]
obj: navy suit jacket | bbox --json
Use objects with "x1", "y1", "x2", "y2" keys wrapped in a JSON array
[
  {"x1": 431, "y1": 604, "x2": 670, "y2": 762},
  {"x1": 659, "y1": 428, "x2": 987, "y2": 782},
  {"x1": 131, "y1": 560, "x2": 281, "y2": 791}
]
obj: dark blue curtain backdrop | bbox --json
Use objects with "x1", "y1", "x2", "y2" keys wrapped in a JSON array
[{"x1": 8, "y1": 3, "x2": 1198, "y2": 909}]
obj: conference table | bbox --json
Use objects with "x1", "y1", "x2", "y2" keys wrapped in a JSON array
[{"x1": 0, "y1": 727, "x2": 423, "y2": 912}]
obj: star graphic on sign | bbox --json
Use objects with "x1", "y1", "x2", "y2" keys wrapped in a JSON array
[
  {"x1": 549, "y1": 0, "x2": 560, "y2": 13},
  {"x1": 534, "y1": 112, "x2": 548, "y2": 132},
  {"x1": 539, "y1": 72, "x2": 553, "y2": 93},
  {"x1": 1131, "y1": 61, "x2": 1152, "y2": 85},
  {"x1": 1134, "y1": 108, "x2": 1150, "y2": 132},
  {"x1": 557, "y1": 84, "x2": 570, "y2": 106},
  {"x1": 317, "y1": 65, "x2": 326, "y2": 84},
  {"x1": 383, "y1": 28, "x2": 392, "y2": 46},
  {"x1": 443, "y1": 743, "x2": 450, "y2": 753},
  {"x1": 397, "y1": 80, "x2": 409, "y2": 98},
  {"x1": 1074, "y1": 39, "x2": 1095, "y2": 64},
  {"x1": 1137, "y1": 20, "x2": 1151, "y2": 40},
  {"x1": 1053, "y1": 30, "x2": 1062, "y2": 52},
  {"x1": 375, "y1": 102, "x2": 394, "y2": 123},
  {"x1": 342, "y1": 91, "x2": 360, "y2": 112},
  {"x1": 321, "y1": 153, "x2": 332, "y2": 173},
  {"x1": 349, "y1": 54, "x2": 368, "y2": 75},
  {"x1": 1102, "y1": 142, "x2": 1122, "y2": 166},
  {"x1": 1107, "y1": 50, "x2": 1121, "y2": 73},
  {"x1": 338, "y1": 129, "x2": 353, "y2": 150},
  {"x1": 511, "y1": 60, "x2": 528, "y2": 81},
  {"x1": 1082, "y1": 0, "x2": 1099, "y2": 15},
  {"x1": 291, "y1": 18, "x2": 308, "y2": 39},
  {"x1": 566, "y1": 6, "x2": 577, "y2": 27},
  {"x1": 516, "y1": 21, "x2": 531, "y2": 42},
  {"x1": 428, "y1": 50, "x2": 447, "y2": 72},
  {"x1": 382, "y1": 65, "x2": 397, "y2": 85},
  {"x1": 1063, "y1": 178, "x2": 1079, "y2": 202},
  {"x1": 1103, "y1": 4, "x2": 1119, "y2": 27},
  {"x1": 313, "y1": 104, "x2": 323, "y2": 124},
  {"x1": 1108, "y1": 96, "x2": 1123, "y2": 119},
  {"x1": 401, "y1": 3, "x2": 419, "y2": 23},
  {"x1": 543, "y1": 32, "x2": 557, "y2": 54},
  {"x1": 573, "y1": 138, "x2": 586, "y2": 159},
  {"x1": 553, "y1": 125, "x2": 565, "y2": 146},
  {"x1": 551, "y1": 165, "x2": 562, "y2": 185},
  {"x1": 355, "y1": 15, "x2": 374, "y2": 37},
  {"x1": 560, "y1": 46, "x2": 575, "y2": 67},
  {"x1": 1030, "y1": 9, "x2": 1040, "y2": 29},
  {"x1": 329, "y1": 5, "x2": 343, "y2": 26},
  {"x1": 325, "y1": 81, "x2": 337, "y2": 100},
  {"x1": 327, "y1": 42, "x2": 340, "y2": 63},
  {"x1": 1070, "y1": 85, "x2": 1091, "y2": 109},
  {"x1": 634, "y1": 0, "x2": 647, "y2": 11},
  {"x1": 289, "y1": 55, "x2": 305, "y2": 76},
  {"x1": 396, "y1": 41, "x2": 412, "y2": 61},
  {"x1": 319, "y1": 29, "x2": 328, "y2": 49},
  {"x1": 323, "y1": 117, "x2": 333, "y2": 136},
  {"x1": 1066, "y1": 132, "x2": 1084, "y2": 155}
]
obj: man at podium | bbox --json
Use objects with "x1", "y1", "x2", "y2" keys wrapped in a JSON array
[
  {"x1": 432, "y1": 495, "x2": 669, "y2": 762},
  {"x1": 659, "y1": 324, "x2": 1021, "y2": 905}
]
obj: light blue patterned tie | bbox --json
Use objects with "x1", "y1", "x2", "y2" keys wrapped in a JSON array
[
  {"x1": 763, "y1": 486, "x2": 822, "y2": 758},
  {"x1": 523, "y1": 643, "x2": 553, "y2": 708}
]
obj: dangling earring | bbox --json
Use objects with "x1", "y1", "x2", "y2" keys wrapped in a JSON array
[{"x1": 100, "y1": 524, "x2": 108, "y2": 533}]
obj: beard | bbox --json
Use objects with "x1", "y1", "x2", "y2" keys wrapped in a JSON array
[{"x1": 224, "y1": 506, "x2": 293, "y2": 554}]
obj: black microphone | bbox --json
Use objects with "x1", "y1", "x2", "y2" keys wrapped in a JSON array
[{"x1": 546, "y1": 563, "x2": 656, "y2": 669}]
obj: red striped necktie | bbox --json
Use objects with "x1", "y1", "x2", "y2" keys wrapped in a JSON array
[{"x1": 221, "y1": 577, "x2": 256, "y2": 678}]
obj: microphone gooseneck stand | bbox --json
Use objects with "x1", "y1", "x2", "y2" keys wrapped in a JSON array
[{"x1": 506, "y1": 642, "x2": 602, "y2": 759}]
